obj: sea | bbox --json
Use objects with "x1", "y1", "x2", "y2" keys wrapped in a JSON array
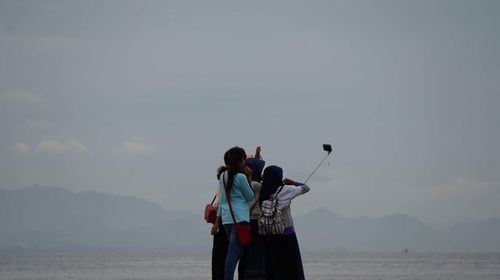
[{"x1": 1, "y1": 252, "x2": 499, "y2": 280}]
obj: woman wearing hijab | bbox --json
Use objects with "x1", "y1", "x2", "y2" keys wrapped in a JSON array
[
  {"x1": 260, "y1": 165, "x2": 310, "y2": 280},
  {"x1": 211, "y1": 147, "x2": 255, "y2": 280},
  {"x1": 238, "y1": 157, "x2": 266, "y2": 279}
]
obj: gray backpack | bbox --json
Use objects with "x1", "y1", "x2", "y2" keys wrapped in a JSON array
[{"x1": 258, "y1": 186, "x2": 284, "y2": 235}]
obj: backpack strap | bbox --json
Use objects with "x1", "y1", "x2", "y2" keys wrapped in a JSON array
[{"x1": 271, "y1": 185, "x2": 284, "y2": 200}]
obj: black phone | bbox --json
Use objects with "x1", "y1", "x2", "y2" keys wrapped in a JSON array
[{"x1": 323, "y1": 144, "x2": 332, "y2": 153}]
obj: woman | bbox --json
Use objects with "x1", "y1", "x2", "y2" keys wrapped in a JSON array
[
  {"x1": 238, "y1": 157, "x2": 266, "y2": 279},
  {"x1": 212, "y1": 166, "x2": 228, "y2": 280},
  {"x1": 260, "y1": 166, "x2": 310, "y2": 280},
  {"x1": 211, "y1": 147, "x2": 255, "y2": 280}
]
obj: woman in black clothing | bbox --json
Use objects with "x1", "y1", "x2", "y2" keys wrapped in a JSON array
[
  {"x1": 212, "y1": 166, "x2": 228, "y2": 280},
  {"x1": 238, "y1": 157, "x2": 266, "y2": 280}
]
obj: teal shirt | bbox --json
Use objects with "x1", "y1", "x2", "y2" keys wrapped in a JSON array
[{"x1": 217, "y1": 172, "x2": 255, "y2": 224}]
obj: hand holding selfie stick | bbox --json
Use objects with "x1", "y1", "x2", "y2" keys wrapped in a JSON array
[{"x1": 303, "y1": 144, "x2": 332, "y2": 185}]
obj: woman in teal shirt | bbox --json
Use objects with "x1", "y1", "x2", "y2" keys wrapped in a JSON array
[{"x1": 212, "y1": 147, "x2": 255, "y2": 280}]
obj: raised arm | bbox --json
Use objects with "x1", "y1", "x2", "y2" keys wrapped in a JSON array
[
  {"x1": 283, "y1": 178, "x2": 310, "y2": 196},
  {"x1": 299, "y1": 184, "x2": 310, "y2": 194},
  {"x1": 278, "y1": 183, "x2": 310, "y2": 207}
]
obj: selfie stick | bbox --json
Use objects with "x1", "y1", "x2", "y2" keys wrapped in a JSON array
[{"x1": 303, "y1": 145, "x2": 332, "y2": 185}]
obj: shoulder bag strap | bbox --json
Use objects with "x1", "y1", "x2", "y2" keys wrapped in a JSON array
[
  {"x1": 223, "y1": 173, "x2": 238, "y2": 224},
  {"x1": 210, "y1": 194, "x2": 217, "y2": 205}
]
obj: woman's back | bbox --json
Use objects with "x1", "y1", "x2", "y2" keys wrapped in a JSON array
[{"x1": 218, "y1": 172, "x2": 255, "y2": 225}]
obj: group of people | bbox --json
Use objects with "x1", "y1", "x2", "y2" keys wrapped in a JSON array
[{"x1": 209, "y1": 146, "x2": 310, "y2": 280}]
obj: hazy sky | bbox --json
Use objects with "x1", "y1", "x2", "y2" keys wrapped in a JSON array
[{"x1": 1, "y1": 0, "x2": 499, "y2": 227}]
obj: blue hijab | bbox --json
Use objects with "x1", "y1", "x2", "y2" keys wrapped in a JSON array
[
  {"x1": 245, "y1": 158, "x2": 265, "y2": 182},
  {"x1": 259, "y1": 165, "x2": 283, "y2": 203}
]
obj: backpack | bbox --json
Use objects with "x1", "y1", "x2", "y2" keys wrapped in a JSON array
[{"x1": 258, "y1": 186, "x2": 285, "y2": 235}]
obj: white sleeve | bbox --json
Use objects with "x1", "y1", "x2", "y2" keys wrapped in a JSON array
[
  {"x1": 213, "y1": 187, "x2": 221, "y2": 207},
  {"x1": 277, "y1": 184, "x2": 310, "y2": 207}
]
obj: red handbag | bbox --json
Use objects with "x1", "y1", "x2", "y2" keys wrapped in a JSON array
[
  {"x1": 234, "y1": 223, "x2": 252, "y2": 245},
  {"x1": 223, "y1": 175, "x2": 252, "y2": 245},
  {"x1": 204, "y1": 195, "x2": 217, "y2": 224}
]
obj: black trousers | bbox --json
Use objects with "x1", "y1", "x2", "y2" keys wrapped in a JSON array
[{"x1": 212, "y1": 225, "x2": 229, "y2": 280}]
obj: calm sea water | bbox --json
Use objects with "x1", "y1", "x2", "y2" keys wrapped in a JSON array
[{"x1": 1, "y1": 252, "x2": 499, "y2": 280}]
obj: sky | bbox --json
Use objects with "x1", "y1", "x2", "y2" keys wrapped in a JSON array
[{"x1": 1, "y1": 0, "x2": 499, "y2": 228}]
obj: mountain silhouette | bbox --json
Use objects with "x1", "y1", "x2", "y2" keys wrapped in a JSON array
[{"x1": 1, "y1": 186, "x2": 499, "y2": 253}]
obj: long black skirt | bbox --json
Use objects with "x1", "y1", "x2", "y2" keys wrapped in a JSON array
[
  {"x1": 263, "y1": 233, "x2": 305, "y2": 280},
  {"x1": 212, "y1": 225, "x2": 228, "y2": 280}
]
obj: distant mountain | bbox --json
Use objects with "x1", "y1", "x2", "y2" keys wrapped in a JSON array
[
  {"x1": 1, "y1": 186, "x2": 169, "y2": 230},
  {"x1": 439, "y1": 217, "x2": 500, "y2": 252},
  {"x1": 294, "y1": 208, "x2": 500, "y2": 252},
  {"x1": 1, "y1": 187, "x2": 499, "y2": 253},
  {"x1": 295, "y1": 208, "x2": 439, "y2": 251},
  {"x1": 0, "y1": 186, "x2": 211, "y2": 252}
]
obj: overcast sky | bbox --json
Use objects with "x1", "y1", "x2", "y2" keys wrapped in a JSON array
[{"x1": 1, "y1": 0, "x2": 499, "y2": 228}]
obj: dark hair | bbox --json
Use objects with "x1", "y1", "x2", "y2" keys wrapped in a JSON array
[
  {"x1": 223, "y1": 146, "x2": 247, "y2": 192},
  {"x1": 245, "y1": 158, "x2": 265, "y2": 182},
  {"x1": 260, "y1": 165, "x2": 284, "y2": 203},
  {"x1": 217, "y1": 166, "x2": 227, "y2": 180}
]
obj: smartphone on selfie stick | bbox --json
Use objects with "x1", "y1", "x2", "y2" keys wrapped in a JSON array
[{"x1": 303, "y1": 144, "x2": 333, "y2": 184}]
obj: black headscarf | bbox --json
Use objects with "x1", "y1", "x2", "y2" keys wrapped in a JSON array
[
  {"x1": 259, "y1": 165, "x2": 283, "y2": 203},
  {"x1": 245, "y1": 158, "x2": 265, "y2": 182}
]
